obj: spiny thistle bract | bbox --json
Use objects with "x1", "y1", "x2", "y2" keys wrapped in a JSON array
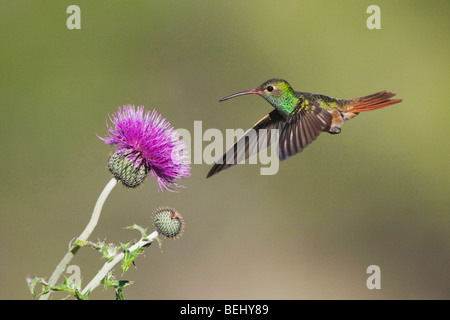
[
  {"x1": 153, "y1": 207, "x2": 183, "y2": 239},
  {"x1": 98, "y1": 105, "x2": 190, "y2": 190},
  {"x1": 108, "y1": 152, "x2": 148, "y2": 188}
]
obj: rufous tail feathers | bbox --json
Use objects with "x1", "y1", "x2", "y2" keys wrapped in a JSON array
[{"x1": 349, "y1": 91, "x2": 403, "y2": 112}]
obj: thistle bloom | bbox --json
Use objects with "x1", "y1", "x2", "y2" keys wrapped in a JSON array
[{"x1": 99, "y1": 105, "x2": 190, "y2": 191}]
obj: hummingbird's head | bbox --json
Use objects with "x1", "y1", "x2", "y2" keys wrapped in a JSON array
[
  {"x1": 219, "y1": 79, "x2": 297, "y2": 114},
  {"x1": 254, "y1": 78, "x2": 295, "y2": 103}
]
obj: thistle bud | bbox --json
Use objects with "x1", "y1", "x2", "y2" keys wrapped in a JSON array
[{"x1": 153, "y1": 207, "x2": 183, "y2": 239}]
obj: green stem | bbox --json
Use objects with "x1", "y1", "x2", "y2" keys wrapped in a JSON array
[{"x1": 40, "y1": 178, "x2": 118, "y2": 300}]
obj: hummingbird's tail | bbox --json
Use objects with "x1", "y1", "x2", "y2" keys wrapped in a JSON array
[{"x1": 348, "y1": 91, "x2": 403, "y2": 113}]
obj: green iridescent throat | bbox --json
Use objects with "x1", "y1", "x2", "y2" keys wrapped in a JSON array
[{"x1": 265, "y1": 84, "x2": 299, "y2": 117}]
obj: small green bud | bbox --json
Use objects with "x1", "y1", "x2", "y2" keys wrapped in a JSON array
[
  {"x1": 108, "y1": 152, "x2": 148, "y2": 188},
  {"x1": 153, "y1": 207, "x2": 183, "y2": 239}
]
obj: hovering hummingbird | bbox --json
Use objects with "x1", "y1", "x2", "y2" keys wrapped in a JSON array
[{"x1": 207, "y1": 78, "x2": 402, "y2": 178}]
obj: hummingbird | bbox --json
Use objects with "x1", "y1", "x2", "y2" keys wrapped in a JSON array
[{"x1": 207, "y1": 78, "x2": 402, "y2": 178}]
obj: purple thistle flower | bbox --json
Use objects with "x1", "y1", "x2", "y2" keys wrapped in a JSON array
[{"x1": 99, "y1": 105, "x2": 190, "y2": 191}]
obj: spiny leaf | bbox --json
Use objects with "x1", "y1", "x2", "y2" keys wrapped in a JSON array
[
  {"x1": 27, "y1": 276, "x2": 48, "y2": 299},
  {"x1": 50, "y1": 277, "x2": 76, "y2": 294},
  {"x1": 101, "y1": 272, "x2": 131, "y2": 300},
  {"x1": 122, "y1": 247, "x2": 144, "y2": 274},
  {"x1": 127, "y1": 224, "x2": 148, "y2": 240},
  {"x1": 101, "y1": 244, "x2": 119, "y2": 262},
  {"x1": 74, "y1": 288, "x2": 89, "y2": 300}
]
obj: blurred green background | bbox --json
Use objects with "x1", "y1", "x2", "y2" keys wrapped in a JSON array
[{"x1": 1, "y1": 1, "x2": 448, "y2": 299}]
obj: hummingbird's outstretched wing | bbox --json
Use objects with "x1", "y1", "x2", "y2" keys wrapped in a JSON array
[
  {"x1": 206, "y1": 110, "x2": 285, "y2": 178},
  {"x1": 207, "y1": 106, "x2": 332, "y2": 178},
  {"x1": 278, "y1": 107, "x2": 332, "y2": 161}
]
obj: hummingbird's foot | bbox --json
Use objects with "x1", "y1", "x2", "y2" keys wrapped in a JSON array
[{"x1": 329, "y1": 127, "x2": 341, "y2": 135}]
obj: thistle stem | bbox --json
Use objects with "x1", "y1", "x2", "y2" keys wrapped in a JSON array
[
  {"x1": 82, "y1": 230, "x2": 159, "y2": 296},
  {"x1": 77, "y1": 178, "x2": 118, "y2": 241},
  {"x1": 40, "y1": 178, "x2": 118, "y2": 300}
]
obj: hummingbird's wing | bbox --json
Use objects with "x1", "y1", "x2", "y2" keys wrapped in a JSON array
[
  {"x1": 206, "y1": 110, "x2": 285, "y2": 178},
  {"x1": 278, "y1": 107, "x2": 332, "y2": 161}
]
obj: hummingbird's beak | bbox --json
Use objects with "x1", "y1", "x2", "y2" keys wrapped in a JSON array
[{"x1": 219, "y1": 89, "x2": 260, "y2": 102}]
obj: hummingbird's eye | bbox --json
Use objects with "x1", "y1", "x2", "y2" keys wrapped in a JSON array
[{"x1": 267, "y1": 86, "x2": 274, "y2": 92}]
